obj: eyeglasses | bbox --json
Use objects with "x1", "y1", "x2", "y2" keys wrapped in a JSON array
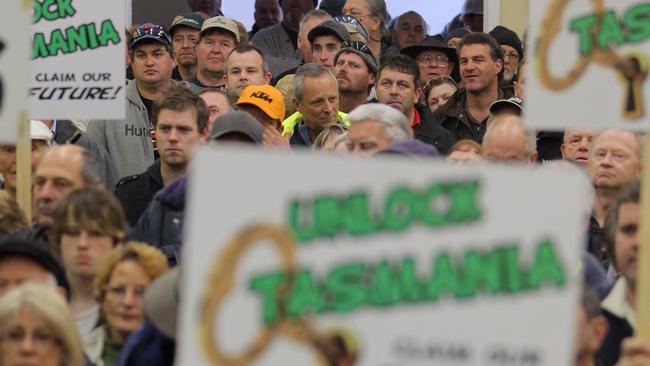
[
  {"x1": 103, "y1": 284, "x2": 147, "y2": 299},
  {"x1": 1, "y1": 328, "x2": 61, "y2": 349},
  {"x1": 416, "y1": 55, "x2": 449, "y2": 66}
]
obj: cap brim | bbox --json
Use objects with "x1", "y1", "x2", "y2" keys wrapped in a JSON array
[
  {"x1": 401, "y1": 45, "x2": 458, "y2": 64},
  {"x1": 144, "y1": 267, "x2": 180, "y2": 339},
  {"x1": 489, "y1": 100, "x2": 523, "y2": 114},
  {"x1": 130, "y1": 35, "x2": 169, "y2": 50}
]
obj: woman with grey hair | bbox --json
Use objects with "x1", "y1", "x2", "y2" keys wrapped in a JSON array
[{"x1": 0, "y1": 283, "x2": 85, "y2": 366}]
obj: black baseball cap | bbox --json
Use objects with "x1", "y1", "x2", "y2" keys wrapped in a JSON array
[
  {"x1": 130, "y1": 23, "x2": 172, "y2": 51},
  {"x1": 308, "y1": 20, "x2": 351, "y2": 43}
]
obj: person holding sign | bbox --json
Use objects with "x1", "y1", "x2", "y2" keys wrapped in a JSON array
[{"x1": 86, "y1": 24, "x2": 178, "y2": 180}]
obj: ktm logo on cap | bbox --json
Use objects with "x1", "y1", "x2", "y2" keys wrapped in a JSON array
[{"x1": 250, "y1": 91, "x2": 273, "y2": 103}]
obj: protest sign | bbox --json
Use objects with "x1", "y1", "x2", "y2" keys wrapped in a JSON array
[
  {"x1": 178, "y1": 147, "x2": 588, "y2": 366},
  {"x1": 30, "y1": 0, "x2": 125, "y2": 119},
  {"x1": 526, "y1": 0, "x2": 650, "y2": 130},
  {"x1": 0, "y1": 1, "x2": 30, "y2": 143}
]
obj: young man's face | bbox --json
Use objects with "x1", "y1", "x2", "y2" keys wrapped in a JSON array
[
  {"x1": 131, "y1": 43, "x2": 176, "y2": 85},
  {"x1": 155, "y1": 108, "x2": 207, "y2": 169},
  {"x1": 226, "y1": 50, "x2": 271, "y2": 98},
  {"x1": 312, "y1": 35, "x2": 342, "y2": 70}
]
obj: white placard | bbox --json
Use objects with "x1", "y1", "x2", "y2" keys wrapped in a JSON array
[
  {"x1": 0, "y1": 0, "x2": 30, "y2": 143},
  {"x1": 179, "y1": 147, "x2": 587, "y2": 366},
  {"x1": 30, "y1": 0, "x2": 125, "y2": 120},
  {"x1": 527, "y1": 0, "x2": 650, "y2": 130}
]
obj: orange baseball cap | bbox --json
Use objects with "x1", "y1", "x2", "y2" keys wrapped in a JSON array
[{"x1": 236, "y1": 85, "x2": 286, "y2": 121}]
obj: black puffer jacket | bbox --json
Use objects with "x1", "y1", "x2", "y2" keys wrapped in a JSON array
[{"x1": 127, "y1": 175, "x2": 187, "y2": 266}]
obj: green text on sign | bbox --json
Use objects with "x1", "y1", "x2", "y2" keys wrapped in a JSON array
[
  {"x1": 250, "y1": 239, "x2": 566, "y2": 325},
  {"x1": 289, "y1": 179, "x2": 481, "y2": 243},
  {"x1": 570, "y1": 3, "x2": 650, "y2": 56}
]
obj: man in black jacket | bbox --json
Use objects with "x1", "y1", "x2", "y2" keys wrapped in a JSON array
[
  {"x1": 375, "y1": 54, "x2": 456, "y2": 154},
  {"x1": 115, "y1": 85, "x2": 208, "y2": 226},
  {"x1": 429, "y1": 32, "x2": 512, "y2": 143}
]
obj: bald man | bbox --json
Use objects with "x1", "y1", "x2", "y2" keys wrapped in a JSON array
[
  {"x1": 24, "y1": 145, "x2": 103, "y2": 244},
  {"x1": 481, "y1": 114, "x2": 537, "y2": 163}
]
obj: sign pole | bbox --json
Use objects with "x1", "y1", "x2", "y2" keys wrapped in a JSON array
[
  {"x1": 15, "y1": 114, "x2": 31, "y2": 221},
  {"x1": 636, "y1": 133, "x2": 650, "y2": 339}
]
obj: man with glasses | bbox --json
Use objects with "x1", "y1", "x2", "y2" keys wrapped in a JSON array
[
  {"x1": 86, "y1": 23, "x2": 178, "y2": 179},
  {"x1": 401, "y1": 36, "x2": 459, "y2": 94},
  {"x1": 333, "y1": 41, "x2": 377, "y2": 113},
  {"x1": 308, "y1": 20, "x2": 351, "y2": 71},
  {"x1": 489, "y1": 26, "x2": 523, "y2": 86},
  {"x1": 169, "y1": 13, "x2": 204, "y2": 81},
  {"x1": 375, "y1": 55, "x2": 456, "y2": 154},
  {"x1": 188, "y1": 16, "x2": 240, "y2": 93}
]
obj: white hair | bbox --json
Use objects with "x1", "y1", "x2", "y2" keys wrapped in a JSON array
[{"x1": 347, "y1": 103, "x2": 413, "y2": 141}]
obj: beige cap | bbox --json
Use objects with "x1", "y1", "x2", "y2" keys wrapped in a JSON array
[
  {"x1": 200, "y1": 16, "x2": 240, "y2": 43},
  {"x1": 30, "y1": 120, "x2": 53, "y2": 145}
]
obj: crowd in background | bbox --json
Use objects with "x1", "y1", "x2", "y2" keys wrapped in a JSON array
[{"x1": 0, "y1": 0, "x2": 648, "y2": 365}]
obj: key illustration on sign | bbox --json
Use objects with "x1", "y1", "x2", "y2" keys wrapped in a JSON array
[
  {"x1": 536, "y1": 0, "x2": 649, "y2": 119},
  {"x1": 198, "y1": 224, "x2": 358, "y2": 366}
]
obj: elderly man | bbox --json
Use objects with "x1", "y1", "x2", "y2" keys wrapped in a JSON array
[
  {"x1": 401, "y1": 35, "x2": 458, "y2": 87},
  {"x1": 345, "y1": 103, "x2": 412, "y2": 156},
  {"x1": 282, "y1": 63, "x2": 345, "y2": 147},
  {"x1": 587, "y1": 130, "x2": 640, "y2": 259},
  {"x1": 169, "y1": 13, "x2": 204, "y2": 81},
  {"x1": 391, "y1": 11, "x2": 427, "y2": 50},
  {"x1": 561, "y1": 129, "x2": 595, "y2": 167},
  {"x1": 23, "y1": 145, "x2": 103, "y2": 244},
  {"x1": 481, "y1": 113, "x2": 536, "y2": 163}
]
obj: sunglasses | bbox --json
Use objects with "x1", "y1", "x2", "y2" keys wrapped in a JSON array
[{"x1": 132, "y1": 23, "x2": 169, "y2": 41}]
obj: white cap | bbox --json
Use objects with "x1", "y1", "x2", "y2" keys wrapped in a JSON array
[{"x1": 30, "y1": 120, "x2": 53, "y2": 145}]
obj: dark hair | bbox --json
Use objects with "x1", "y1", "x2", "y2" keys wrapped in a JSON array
[
  {"x1": 227, "y1": 45, "x2": 269, "y2": 74},
  {"x1": 603, "y1": 180, "x2": 640, "y2": 269},
  {"x1": 423, "y1": 76, "x2": 458, "y2": 100},
  {"x1": 51, "y1": 188, "x2": 127, "y2": 249},
  {"x1": 378, "y1": 54, "x2": 421, "y2": 88},
  {"x1": 458, "y1": 32, "x2": 504, "y2": 81},
  {"x1": 152, "y1": 84, "x2": 210, "y2": 134}
]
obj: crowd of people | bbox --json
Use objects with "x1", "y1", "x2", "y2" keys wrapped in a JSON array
[{"x1": 0, "y1": 0, "x2": 648, "y2": 364}]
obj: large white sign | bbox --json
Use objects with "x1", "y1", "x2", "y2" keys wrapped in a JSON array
[
  {"x1": 30, "y1": 0, "x2": 125, "y2": 120},
  {"x1": 0, "y1": 1, "x2": 30, "y2": 143},
  {"x1": 527, "y1": 0, "x2": 650, "y2": 130},
  {"x1": 179, "y1": 147, "x2": 587, "y2": 366}
]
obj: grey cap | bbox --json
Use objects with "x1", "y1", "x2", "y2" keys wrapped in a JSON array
[
  {"x1": 209, "y1": 111, "x2": 264, "y2": 143},
  {"x1": 308, "y1": 20, "x2": 351, "y2": 43},
  {"x1": 334, "y1": 41, "x2": 379, "y2": 77},
  {"x1": 489, "y1": 97, "x2": 524, "y2": 115},
  {"x1": 144, "y1": 267, "x2": 180, "y2": 339}
]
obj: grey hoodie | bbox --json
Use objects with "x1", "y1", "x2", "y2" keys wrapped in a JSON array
[{"x1": 86, "y1": 80, "x2": 155, "y2": 179}]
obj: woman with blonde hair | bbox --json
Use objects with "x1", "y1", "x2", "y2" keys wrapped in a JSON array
[
  {"x1": 0, "y1": 283, "x2": 85, "y2": 366},
  {"x1": 84, "y1": 242, "x2": 168, "y2": 366}
]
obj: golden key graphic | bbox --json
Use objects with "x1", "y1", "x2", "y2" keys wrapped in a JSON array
[
  {"x1": 536, "y1": 0, "x2": 648, "y2": 119},
  {"x1": 198, "y1": 224, "x2": 358, "y2": 366}
]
